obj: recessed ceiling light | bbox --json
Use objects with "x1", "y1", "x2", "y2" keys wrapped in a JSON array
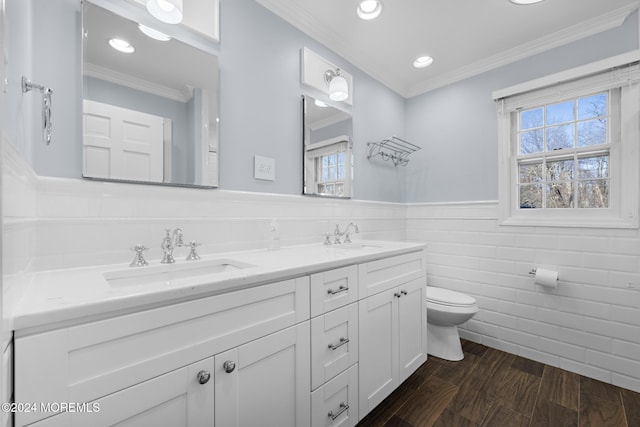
[
  {"x1": 108, "y1": 38, "x2": 135, "y2": 53},
  {"x1": 314, "y1": 99, "x2": 329, "y2": 108},
  {"x1": 413, "y1": 56, "x2": 434, "y2": 69},
  {"x1": 357, "y1": 0, "x2": 382, "y2": 20},
  {"x1": 146, "y1": 0, "x2": 183, "y2": 24},
  {"x1": 509, "y1": 0, "x2": 545, "y2": 4},
  {"x1": 138, "y1": 24, "x2": 172, "y2": 41}
]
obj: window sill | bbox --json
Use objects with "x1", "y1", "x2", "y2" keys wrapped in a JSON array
[{"x1": 500, "y1": 212, "x2": 638, "y2": 229}]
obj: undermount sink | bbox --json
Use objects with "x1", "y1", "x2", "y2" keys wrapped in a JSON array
[{"x1": 104, "y1": 259, "x2": 254, "y2": 288}]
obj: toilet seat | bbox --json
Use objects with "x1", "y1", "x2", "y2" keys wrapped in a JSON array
[{"x1": 426, "y1": 286, "x2": 476, "y2": 308}]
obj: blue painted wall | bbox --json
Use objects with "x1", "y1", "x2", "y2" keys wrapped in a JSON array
[
  {"x1": 404, "y1": 11, "x2": 638, "y2": 202},
  {"x1": 4, "y1": 0, "x2": 638, "y2": 203}
]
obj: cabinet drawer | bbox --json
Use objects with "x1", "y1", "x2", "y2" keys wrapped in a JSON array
[
  {"x1": 310, "y1": 265, "x2": 358, "y2": 317},
  {"x1": 358, "y1": 250, "x2": 426, "y2": 297},
  {"x1": 311, "y1": 303, "x2": 359, "y2": 390},
  {"x1": 311, "y1": 364, "x2": 359, "y2": 427},
  {"x1": 15, "y1": 277, "x2": 310, "y2": 426}
]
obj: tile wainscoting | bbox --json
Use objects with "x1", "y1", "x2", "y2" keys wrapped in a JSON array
[
  {"x1": 407, "y1": 201, "x2": 640, "y2": 393},
  {"x1": 3, "y1": 137, "x2": 640, "y2": 394}
]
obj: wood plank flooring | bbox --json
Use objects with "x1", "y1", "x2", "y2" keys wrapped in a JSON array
[{"x1": 357, "y1": 340, "x2": 640, "y2": 427}]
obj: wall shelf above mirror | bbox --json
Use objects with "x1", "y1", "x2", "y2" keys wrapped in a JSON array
[
  {"x1": 302, "y1": 95, "x2": 353, "y2": 198},
  {"x1": 82, "y1": 0, "x2": 219, "y2": 188}
]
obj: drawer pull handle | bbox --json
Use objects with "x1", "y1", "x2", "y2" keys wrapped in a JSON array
[
  {"x1": 328, "y1": 337, "x2": 350, "y2": 351},
  {"x1": 328, "y1": 402, "x2": 349, "y2": 420},
  {"x1": 327, "y1": 285, "x2": 349, "y2": 295},
  {"x1": 223, "y1": 360, "x2": 236, "y2": 373},
  {"x1": 401, "y1": 290, "x2": 408, "y2": 295},
  {"x1": 197, "y1": 370, "x2": 211, "y2": 384}
]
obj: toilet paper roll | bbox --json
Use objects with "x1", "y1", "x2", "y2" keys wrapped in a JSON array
[{"x1": 534, "y1": 268, "x2": 558, "y2": 288}]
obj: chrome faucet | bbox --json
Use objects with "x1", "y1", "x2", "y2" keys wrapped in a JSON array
[
  {"x1": 161, "y1": 228, "x2": 184, "y2": 264},
  {"x1": 332, "y1": 222, "x2": 360, "y2": 244}
]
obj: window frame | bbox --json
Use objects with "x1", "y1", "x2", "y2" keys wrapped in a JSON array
[{"x1": 495, "y1": 52, "x2": 640, "y2": 228}]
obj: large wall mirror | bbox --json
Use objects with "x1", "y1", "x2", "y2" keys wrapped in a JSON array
[
  {"x1": 82, "y1": 1, "x2": 219, "y2": 188},
  {"x1": 302, "y1": 95, "x2": 353, "y2": 198}
]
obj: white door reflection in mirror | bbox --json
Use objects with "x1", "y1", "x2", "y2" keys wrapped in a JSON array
[
  {"x1": 83, "y1": 100, "x2": 165, "y2": 183},
  {"x1": 302, "y1": 95, "x2": 353, "y2": 198}
]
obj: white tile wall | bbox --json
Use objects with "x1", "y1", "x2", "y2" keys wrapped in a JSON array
[
  {"x1": 408, "y1": 201, "x2": 640, "y2": 393},
  {"x1": 4, "y1": 141, "x2": 640, "y2": 394}
]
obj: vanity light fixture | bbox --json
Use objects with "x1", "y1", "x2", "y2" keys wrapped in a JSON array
[
  {"x1": 413, "y1": 56, "x2": 434, "y2": 69},
  {"x1": 357, "y1": 0, "x2": 382, "y2": 20},
  {"x1": 509, "y1": 0, "x2": 545, "y2": 4},
  {"x1": 146, "y1": 0, "x2": 183, "y2": 24},
  {"x1": 108, "y1": 38, "x2": 135, "y2": 53},
  {"x1": 138, "y1": 24, "x2": 172, "y2": 41},
  {"x1": 324, "y1": 68, "x2": 349, "y2": 102}
]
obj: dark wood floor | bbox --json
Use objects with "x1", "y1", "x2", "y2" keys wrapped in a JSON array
[{"x1": 357, "y1": 340, "x2": 640, "y2": 427}]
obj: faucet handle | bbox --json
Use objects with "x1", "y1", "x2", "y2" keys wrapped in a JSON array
[
  {"x1": 130, "y1": 244, "x2": 149, "y2": 267},
  {"x1": 174, "y1": 228, "x2": 184, "y2": 247},
  {"x1": 186, "y1": 241, "x2": 201, "y2": 261},
  {"x1": 323, "y1": 233, "x2": 332, "y2": 245}
]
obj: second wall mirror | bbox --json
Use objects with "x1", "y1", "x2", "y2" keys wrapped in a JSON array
[{"x1": 302, "y1": 95, "x2": 353, "y2": 198}]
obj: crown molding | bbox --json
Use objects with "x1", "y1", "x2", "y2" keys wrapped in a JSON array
[
  {"x1": 407, "y1": 3, "x2": 639, "y2": 97},
  {"x1": 83, "y1": 63, "x2": 191, "y2": 102}
]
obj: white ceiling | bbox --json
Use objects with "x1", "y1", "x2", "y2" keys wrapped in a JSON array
[{"x1": 257, "y1": 0, "x2": 640, "y2": 98}]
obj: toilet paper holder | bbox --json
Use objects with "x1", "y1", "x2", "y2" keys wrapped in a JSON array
[{"x1": 528, "y1": 268, "x2": 537, "y2": 276}]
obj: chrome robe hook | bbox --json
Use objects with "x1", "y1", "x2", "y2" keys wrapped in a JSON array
[{"x1": 22, "y1": 76, "x2": 53, "y2": 145}]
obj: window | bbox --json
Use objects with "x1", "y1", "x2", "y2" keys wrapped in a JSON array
[
  {"x1": 304, "y1": 135, "x2": 352, "y2": 197},
  {"x1": 495, "y1": 53, "x2": 640, "y2": 228},
  {"x1": 317, "y1": 151, "x2": 347, "y2": 196},
  {"x1": 517, "y1": 91, "x2": 611, "y2": 210}
]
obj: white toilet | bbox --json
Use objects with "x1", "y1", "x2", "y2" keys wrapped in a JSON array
[{"x1": 426, "y1": 286, "x2": 478, "y2": 361}]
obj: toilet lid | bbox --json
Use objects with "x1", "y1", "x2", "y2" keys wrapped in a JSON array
[{"x1": 426, "y1": 286, "x2": 477, "y2": 307}]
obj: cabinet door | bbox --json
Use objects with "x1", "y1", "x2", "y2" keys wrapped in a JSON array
[
  {"x1": 68, "y1": 357, "x2": 214, "y2": 427},
  {"x1": 215, "y1": 323, "x2": 311, "y2": 427},
  {"x1": 397, "y1": 278, "x2": 427, "y2": 382},
  {"x1": 358, "y1": 289, "x2": 398, "y2": 420}
]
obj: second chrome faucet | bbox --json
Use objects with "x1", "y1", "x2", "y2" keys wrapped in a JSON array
[{"x1": 161, "y1": 228, "x2": 185, "y2": 264}]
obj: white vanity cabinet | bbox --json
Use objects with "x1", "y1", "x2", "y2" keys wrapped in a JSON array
[
  {"x1": 13, "y1": 244, "x2": 427, "y2": 427},
  {"x1": 357, "y1": 252, "x2": 427, "y2": 420},
  {"x1": 14, "y1": 277, "x2": 310, "y2": 427}
]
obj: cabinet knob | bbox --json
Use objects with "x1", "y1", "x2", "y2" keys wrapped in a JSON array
[
  {"x1": 401, "y1": 290, "x2": 408, "y2": 295},
  {"x1": 394, "y1": 292, "x2": 401, "y2": 298},
  {"x1": 197, "y1": 370, "x2": 211, "y2": 384},
  {"x1": 223, "y1": 360, "x2": 236, "y2": 373}
]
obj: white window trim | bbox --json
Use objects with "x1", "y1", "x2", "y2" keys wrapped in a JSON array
[{"x1": 494, "y1": 50, "x2": 640, "y2": 229}]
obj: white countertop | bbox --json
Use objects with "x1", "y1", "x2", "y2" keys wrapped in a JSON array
[{"x1": 9, "y1": 240, "x2": 425, "y2": 332}]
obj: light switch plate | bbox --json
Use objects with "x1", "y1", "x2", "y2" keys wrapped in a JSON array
[{"x1": 254, "y1": 155, "x2": 275, "y2": 181}]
